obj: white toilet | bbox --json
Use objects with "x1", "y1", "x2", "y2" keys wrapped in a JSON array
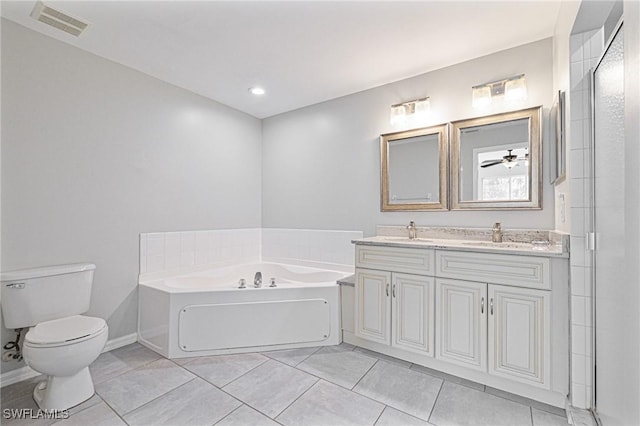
[{"x1": 0, "y1": 263, "x2": 108, "y2": 410}]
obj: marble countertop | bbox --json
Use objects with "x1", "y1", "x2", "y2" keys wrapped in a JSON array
[{"x1": 352, "y1": 235, "x2": 568, "y2": 258}]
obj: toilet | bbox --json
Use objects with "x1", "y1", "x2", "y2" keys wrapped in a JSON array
[{"x1": 0, "y1": 263, "x2": 108, "y2": 410}]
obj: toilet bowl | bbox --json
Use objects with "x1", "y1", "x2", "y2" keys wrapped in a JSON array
[
  {"x1": 1, "y1": 263, "x2": 107, "y2": 411},
  {"x1": 23, "y1": 315, "x2": 108, "y2": 410}
]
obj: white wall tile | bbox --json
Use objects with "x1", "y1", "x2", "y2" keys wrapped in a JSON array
[
  {"x1": 572, "y1": 383, "x2": 587, "y2": 409},
  {"x1": 571, "y1": 266, "x2": 586, "y2": 296},
  {"x1": 139, "y1": 234, "x2": 147, "y2": 274},
  {"x1": 571, "y1": 118, "x2": 584, "y2": 151},
  {"x1": 572, "y1": 324, "x2": 587, "y2": 355},
  {"x1": 147, "y1": 234, "x2": 164, "y2": 256},
  {"x1": 570, "y1": 90, "x2": 584, "y2": 121},
  {"x1": 572, "y1": 353, "x2": 586, "y2": 384},
  {"x1": 164, "y1": 233, "x2": 181, "y2": 270},
  {"x1": 570, "y1": 62, "x2": 584, "y2": 91},
  {"x1": 570, "y1": 178, "x2": 585, "y2": 208},
  {"x1": 572, "y1": 295, "x2": 587, "y2": 326},
  {"x1": 570, "y1": 33, "x2": 584, "y2": 63},
  {"x1": 570, "y1": 148, "x2": 584, "y2": 178},
  {"x1": 588, "y1": 29, "x2": 604, "y2": 59}
]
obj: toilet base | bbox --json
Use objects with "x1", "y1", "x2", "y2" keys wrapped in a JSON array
[{"x1": 33, "y1": 367, "x2": 95, "y2": 411}]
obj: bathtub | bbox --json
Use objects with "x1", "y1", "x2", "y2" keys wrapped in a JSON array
[{"x1": 138, "y1": 262, "x2": 351, "y2": 358}]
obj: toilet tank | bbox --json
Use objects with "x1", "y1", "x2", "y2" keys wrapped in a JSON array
[{"x1": 0, "y1": 263, "x2": 96, "y2": 329}]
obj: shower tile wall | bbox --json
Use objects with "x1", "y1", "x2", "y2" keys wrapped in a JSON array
[{"x1": 569, "y1": 28, "x2": 603, "y2": 409}]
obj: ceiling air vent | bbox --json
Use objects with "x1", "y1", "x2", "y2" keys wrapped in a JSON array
[{"x1": 30, "y1": 1, "x2": 88, "y2": 37}]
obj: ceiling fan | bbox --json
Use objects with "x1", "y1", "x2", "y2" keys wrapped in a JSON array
[{"x1": 480, "y1": 149, "x2": 527, "y2": 169}]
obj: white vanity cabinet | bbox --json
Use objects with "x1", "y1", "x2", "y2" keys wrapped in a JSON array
[
  {"x1": 435, "y1": 278, "x2": 550, "y2": 388},
  {"x1": 434, "y1": 250, "x2": 552, "y2": 389},
  {"x1": 488, "y1": 284, "x2": 550, "y2": 387},
  {"x1": 355, "y1": 245, "x2": 435, "y2": 356},
  {"x1": 346, "y1": 242, "x2": 568, "y2": 408},
  {"x1": 435, "y1": 278, "x2": 487, "y2": 371}
]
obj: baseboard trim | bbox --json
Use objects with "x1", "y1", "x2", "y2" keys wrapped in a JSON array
[
  {"x1": 0, "y1": 365, "x2": 40, "y2": 388},
  {"x1": 1, "y1": 333, "x2": 138, "y2": 388},
  {"x1": 102, "y1": 332, "x2": 138, "y2": 353}
]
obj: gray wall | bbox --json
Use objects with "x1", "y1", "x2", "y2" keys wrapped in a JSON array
[
  {"x1": 1, "y1": 20, "x2": 262, "y2": 372},
  {"x1": 262, "y1": 38, "x2": 554, "y2": 236}
]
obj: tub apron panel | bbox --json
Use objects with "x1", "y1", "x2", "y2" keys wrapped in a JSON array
[{"x1": 178, "y1": 299, "x2": 331, "y2": 351}]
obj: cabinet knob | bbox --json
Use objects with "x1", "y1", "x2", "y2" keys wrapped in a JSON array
[
  {"x1": 392, "y1": 284, "x2": 396, "y2": 298},
  {"x1": 481, "y1": 297, "x2": 485, "y2": 314},
  {"x1": 490, "y1": 298, "x2": 494, "y2": 315},
  {"x1": 386, "y1": 283, "x2": 390, "y2": 297}
]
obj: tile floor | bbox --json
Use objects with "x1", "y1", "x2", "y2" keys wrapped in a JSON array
[{"x1": 1, "y1": 343, "x2": 569, "y2": 426}]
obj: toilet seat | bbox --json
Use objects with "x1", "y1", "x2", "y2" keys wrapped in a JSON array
[{"x1": 25, "y1": 315, "x2": 107, "y2": 348}]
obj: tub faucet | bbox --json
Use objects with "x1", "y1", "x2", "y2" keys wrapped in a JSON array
[
  {"x1": 406, "y1": 221, "x2": 417, "y2": 240},
  {"x1": 254, "y1": 272, "x2": 262, "y2": 288},
  {"x1": 492, "y1": 222, "x2": 503, "y2": 243}
]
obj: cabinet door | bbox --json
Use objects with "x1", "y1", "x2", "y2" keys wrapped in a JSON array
[
  {"x1": 355, "y1": 269, "x2": 391, "y2": 345},
  {"x1": 392, "y1": 273, "x2": 434, "y2": 356},
  {"x1": 435, "y1": 278, "x2": 487, "y2": 371},
  {"x1": 488, "y1": 284, "x2": 550, "y2": 388}
]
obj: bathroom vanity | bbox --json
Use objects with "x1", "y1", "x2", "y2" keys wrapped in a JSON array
[{"x1": 342, "y1": 228, "x2": 569, "y2": 408}]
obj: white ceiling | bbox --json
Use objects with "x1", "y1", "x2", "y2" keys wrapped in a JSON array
[{"x1": 1, "y1": 1, "x2": 563, "y2": 118}]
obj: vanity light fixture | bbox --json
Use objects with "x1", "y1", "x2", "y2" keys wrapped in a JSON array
[
  {"x1": 389, "y1": 97, "x2": 430, "y2": 126},
  {"x1": 472, "y1": 74, "x2": 527, "y2": 108},
  {"x1": 249, "y1": 87, "x2": 265, "y2": 96}
]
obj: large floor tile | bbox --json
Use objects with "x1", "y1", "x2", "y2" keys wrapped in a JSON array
[
  {"x1": 375, "y1": 406, "x2": 433, "y2": 426},
  {"x1": 410, "y1": 363, "x2": 485, "y2": 392},
  {"x1": 277, "y1": 380, "x2": 384, "y2": 426},
  {"x1": 90, "y1": 343, "x2": 161, "y2": 384},
  {"x1": 124, "y1": 377, "x2": 241, "y2": 426},
  {"x1": 0, "y1": 393, "x2": 58, "y2": 426},
  {"x1": 429, "y1": 381, "x2": 532, "y2": 426},
  {"x1": 354, "y1": 347, "x2": 411, "y2": 368},
  {"x1": 0, "y1": 375, "x2": 46, "y2": 408},
  {"x1": 297, "y1": 349, "x2": 377, "y2": 389},
  {"x1": 95, "y1": 358, "x2": 194, "y2": 415},
  {"x1": 485, "y1": 386, "x2": 566, "y2": 417},
  {"x1": 182, "y1": 353, "x2": 268, "y2": 387},
  {"x1": 315, "y1": 343, "x2": 356, "y2": 354},
  {"x1": 261, "y1": 347, "x2": 320, "y2": 366},
  {"x1": 532, "y1": 408, "x2": 569, "y2": 426},
  {"x1": 215, "y1": 405, "x2": 280, "y2": 426},
  {"x1": 53, "y1": 401, "x2": 125, "y2": 426},
  {"x1": 223, "y1": 359, "x2": 317, "y2": 418},
  {"x1": 354, "y1": 361, "x2": 442, "y2": 421}
]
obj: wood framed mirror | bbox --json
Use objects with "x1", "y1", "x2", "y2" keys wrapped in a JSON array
[
  {"x1": 380, "y1": 123, "x2": 448, "y2": 211},
  {"x1": 450, "y1": 106, "x2": 542, "y2": 210}
]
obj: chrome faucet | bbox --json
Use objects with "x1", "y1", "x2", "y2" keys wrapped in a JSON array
[
  {"x1": 406, "y1": 221, "x2": 417, "y2": 240},
  {"x1": 254, "y1": 272, "x2": 262, "y2": 288},
  {"x1": 492, "y1": 222, "x2": 503, "y2": 243}
]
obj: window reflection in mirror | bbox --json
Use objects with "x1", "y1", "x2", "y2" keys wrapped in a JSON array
[{"x1": 451, "y1": 106, "x2": 541, "y2": 210}]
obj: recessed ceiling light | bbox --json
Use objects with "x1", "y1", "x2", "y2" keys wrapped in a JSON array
[{"x1": 249, "y1": 87, "x2": 265, "y2": 96}]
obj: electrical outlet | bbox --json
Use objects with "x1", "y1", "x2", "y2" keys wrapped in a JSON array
[
  {"x1": 559, "y1": 193, "x2": 566, "y2": 223},
  {"x1": 2, "y1": 351, "x2": 16, "y2": 362}
]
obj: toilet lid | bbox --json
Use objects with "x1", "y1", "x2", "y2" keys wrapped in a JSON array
[{"x1": 25, "y1": 315, "x2": 106, "y2": 346}]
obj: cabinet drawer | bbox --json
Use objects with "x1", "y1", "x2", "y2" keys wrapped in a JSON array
[
  {"x1": 436, "y1": 251, "x2": 549, "y2": 289},
  {"x1": 356, "y1": 245, "x2": 435, "y2": 275}
]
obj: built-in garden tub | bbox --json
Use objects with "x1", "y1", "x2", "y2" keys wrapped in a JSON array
[{"x1": 138, "y1": 262, "x2": 350, "y2": 358}]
